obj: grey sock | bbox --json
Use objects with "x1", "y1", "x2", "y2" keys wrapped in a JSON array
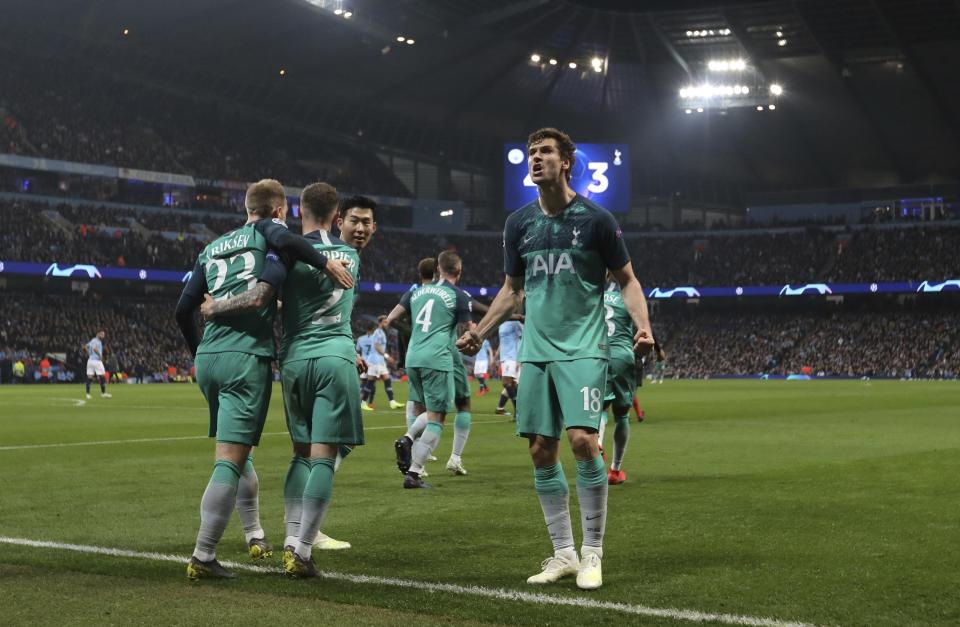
[
  {"x1": 235, "y1": 458, "x2": 263, "y2": 542},
  {"x1": 534, "y1": 464, "x2": 574, "y2": 552},
  {"x1": 193, "y1": 460, "x2": 241, "y2": 561},
  {"x1": 283, "y1": 456, "x2": 310, "y2": 547},
  {"x1": 295, "y1": 457, "x2": 336, "y2": 560},
  {"x1": 452, "y1": 411, "x2": 471, "y2": 458},
  {"x1": 409, "y1": 422, "x2": 442, "y2": 474},
  {"x1": 612, "y1": 416, "x2": 630, "y2": 471},
  {"x1": 576, "y1": 458, "x2": 608, "y2": 549},
  {"x1": 405, "y1": 412, "x2": 428, "y2": 441}
]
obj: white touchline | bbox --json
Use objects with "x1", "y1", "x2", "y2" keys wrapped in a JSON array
[
  {"x1": 0, "y1": 420, "x2": 512, "y2": 451},
  {"x1": 0, "y1": 536, "x2": 819, "y2": 627}
]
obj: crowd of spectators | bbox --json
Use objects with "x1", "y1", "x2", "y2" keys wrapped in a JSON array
[
  {"x1": 3, "y1": 197, "x2": 959, "y2": 287},
  {"x1": 654, "y1": 309, "x2": 958, "y2": 379},
  {"x1": 0, "y1": 56, "x2": 408, "y2": 197},
  {"x1": 1, "y1": 290, "x2": 955, "y2": 382},
  {"x1": 0, "y1": 293, "x2": 193, "y2": 383}
]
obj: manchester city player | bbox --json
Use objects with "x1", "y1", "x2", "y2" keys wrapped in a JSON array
[
  {"x1": 458, "y1": 128, "x2": 654, "y2": 590},
  {"x1": 84, "y1": 330, "x2": 110, "y2": 399},
  {"x1": 495, "y1": 319, "x2": 523, "y2": 415}
]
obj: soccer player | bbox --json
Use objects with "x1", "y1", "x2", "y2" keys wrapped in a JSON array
[
  {"x1": 175, "y1": 178, "x2": 352, "y2": 581},
  {"x1": 399, "y1": 258, "x2": 440, "y2": 436},
  {"x1": 273, "y1": 182, "x2": 364, "y2": 577},
  {"x1": 495, "y1": 319, "x2": 522, "y2": 415},
  {"x1": 385, "y1": 251, "x2": 472, "y2": 488},
  {"x1": 84, "y1": 330, "x2": 110, "y2": 399},
  {"x1": 600, "y1": 277, "x2": 637, "y2": 485},
  {"x1": 653, "y1": 343, "x2": 666, "y2": 384},
  {"x1": 473, "y1": 338, "x2": 493, "y2": 395},
  {"x1": 356, "y1": 322, "x2": 377, "y2": 407},
  {"x1": 358, "y1": 317, "x2": 401, "y2": 410},
  {"x1": 457, "y1": 128, "x2": 654, "y2": 590}
]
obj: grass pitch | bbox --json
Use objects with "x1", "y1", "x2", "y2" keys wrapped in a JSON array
[{"x1": 0, "y1": 379, "x2": 958, "y2": 626}]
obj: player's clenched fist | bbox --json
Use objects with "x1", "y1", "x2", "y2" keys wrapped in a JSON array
[
  {"x1": 456, "y1": 330, "x2": 482, "y2": 356},
  {"x1": 633, "y1": 328, "x2": 655, "y2": 356},
  {"x1": 324, "y1": 259, "x2": 355, "y2": 289}
]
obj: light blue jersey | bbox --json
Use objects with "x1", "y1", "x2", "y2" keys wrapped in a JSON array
[
  {"x1": 477, "y1": 339, "x2": 492, "y2": 363},
  {"x1": 86, "y1": 337, "x2": 103, "y2": 362},
  {"x1": 356, "y1": 334, "x2": 375, "y2": 362},
  {"x1": 367, "y1": 328, "x2": 387, "y2": 366},
  {"x1": 498, "y1": 321, "x2": 523, "y2": 362}
]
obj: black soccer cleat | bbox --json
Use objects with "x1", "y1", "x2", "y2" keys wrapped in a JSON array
[
  {"x1": 403, "y1": 472, "x2": 432, "y2": 489},
  {"x1": 284, "y1": 552, "x2": 318, "y2": 579},
  {"x1": 186, "y1": 556, "x2": 236, "y2": 581},
  {"x1": 394, "y1": 436, "x2": 413, "y2": 474}
]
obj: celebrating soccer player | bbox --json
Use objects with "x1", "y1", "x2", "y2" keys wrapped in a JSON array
[
  {"x1": 457, "y1": 128, "x2": 654, "y2": 590},
  {"x1": 385, "y1": 251, "x2": 473, "y2": 489},
  {"x1": 599, "y1": 275, "x2": 638, "y2": 485},
  {"x1": 175, "y1": 179, "x2": 352, "y2": 580}
]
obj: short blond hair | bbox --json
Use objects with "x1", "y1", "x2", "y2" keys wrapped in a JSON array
[{"x1": 245, "y1": 179, "x2": 286, "y2": 218}]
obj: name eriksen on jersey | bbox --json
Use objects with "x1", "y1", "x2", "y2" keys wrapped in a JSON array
[{"x1": 209, "y1": 233, "x2": 250, "y2": 256}]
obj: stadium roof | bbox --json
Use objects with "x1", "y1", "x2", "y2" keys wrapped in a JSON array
[{"x1": 5, "y1": 0, "x2": 960, "y2": 197}]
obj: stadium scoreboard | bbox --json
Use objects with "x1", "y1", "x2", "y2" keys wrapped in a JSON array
[{"x1": 503, "y1": 143, "x2": 630, "y2": 212}]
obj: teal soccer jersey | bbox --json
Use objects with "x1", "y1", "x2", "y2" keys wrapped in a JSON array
[
  {"x1": 603, "y1": 282, "x2": 636, "y2": 361},
  {"x1": 279, "y1": 231, "x2": 361, "y2": 365},
  {"x1": 194, "y1": 221, "x2": 279, "y2": 357},
  {"x1": 399, "y1": 279, "x2": 472, "y2": 371},
  {"x1": 503, "y1": 194, "x2": 630, "y2": 363}
]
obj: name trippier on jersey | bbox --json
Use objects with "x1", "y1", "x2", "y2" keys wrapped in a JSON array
[
  {"x1": 411, "y1": 285, "x2": 456, "y2": 307},
  {"x1": 530, "y1": 252, "x2": 575, "y2": 277},
  {"x1": 208, "y1": 232, "x2": 251, "y2": 257},
  {"x1": 322, "y1": 249, "x2": 357, "y2": 268}
]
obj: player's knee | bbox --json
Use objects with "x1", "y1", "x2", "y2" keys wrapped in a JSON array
[
  {"x1": 566, "y1": 429, "x2": 598, "y2": 458},
  {"x1": 527, "y1": 435, "x2": 559, "y2": 465}
]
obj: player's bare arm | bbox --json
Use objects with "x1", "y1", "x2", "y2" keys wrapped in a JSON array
[
  {"x1": 610, "y1": 262, "x2": 655, "y2": 356},
  {"x1": 383, "y1": 303, "x2": 408, "y2": 326},
  {"x1": 200, "y1": 282, "x2": 276, "y2": 320},
  {"x1": 457, "y1": 275, "x2": 523, "y2": 355}
]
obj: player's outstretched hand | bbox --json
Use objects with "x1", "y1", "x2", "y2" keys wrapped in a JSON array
[
  {"x1": 633, "y1": 329, "x2": 655, "y2": 356},
  {"x1": 355, "y1": 355, "x2": 368, "y2": 375},
  {"x1": 456, "y1": 330, "x2": 482, "y2": 356},
  {"x1": 199, "y1": 294, "x2": 216, "y2": 320},
  {"x1": 324, "y1": 259, "x2": 355, "y2": 289}
]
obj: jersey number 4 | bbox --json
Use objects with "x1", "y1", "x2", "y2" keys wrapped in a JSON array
[{"x1": 415, "y1": 299, "x2": 436, "y2": 332}]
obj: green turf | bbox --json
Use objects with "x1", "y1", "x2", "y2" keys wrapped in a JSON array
[{"x1": 1, "y1": 380, "x2": 958, "y2": 626}]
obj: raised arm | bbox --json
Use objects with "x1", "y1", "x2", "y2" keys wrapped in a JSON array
[{"x1": 255, "y1": 219, "x2": 354, "y2": 289}]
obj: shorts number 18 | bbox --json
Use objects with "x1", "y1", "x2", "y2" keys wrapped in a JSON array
[{"x1": 580, "y1": 386, "x2": 601, "y2": 412}]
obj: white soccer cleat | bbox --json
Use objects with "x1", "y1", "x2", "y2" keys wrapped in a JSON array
[
  {"x1": 313, "y1": 531, "x2": 351, "y2": 550},
  {"x1": 526, "y1": 553, "x2": 578, "y2": 585},
  {"x1": 446, "y1": 458, "x2": 468, "y2": 475},
  {"x1": 576, "y1": 550, "x2": 603, "y2": 590},
  {"x1": 427, "y1": 455, "x2": 438, "y2": 462},
  {"x1": 101, "y1": 393, "x2": 112, "y2": 398},
  {"x1": 85, "y1": 393, "x2": 91, "y2": 400}
]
